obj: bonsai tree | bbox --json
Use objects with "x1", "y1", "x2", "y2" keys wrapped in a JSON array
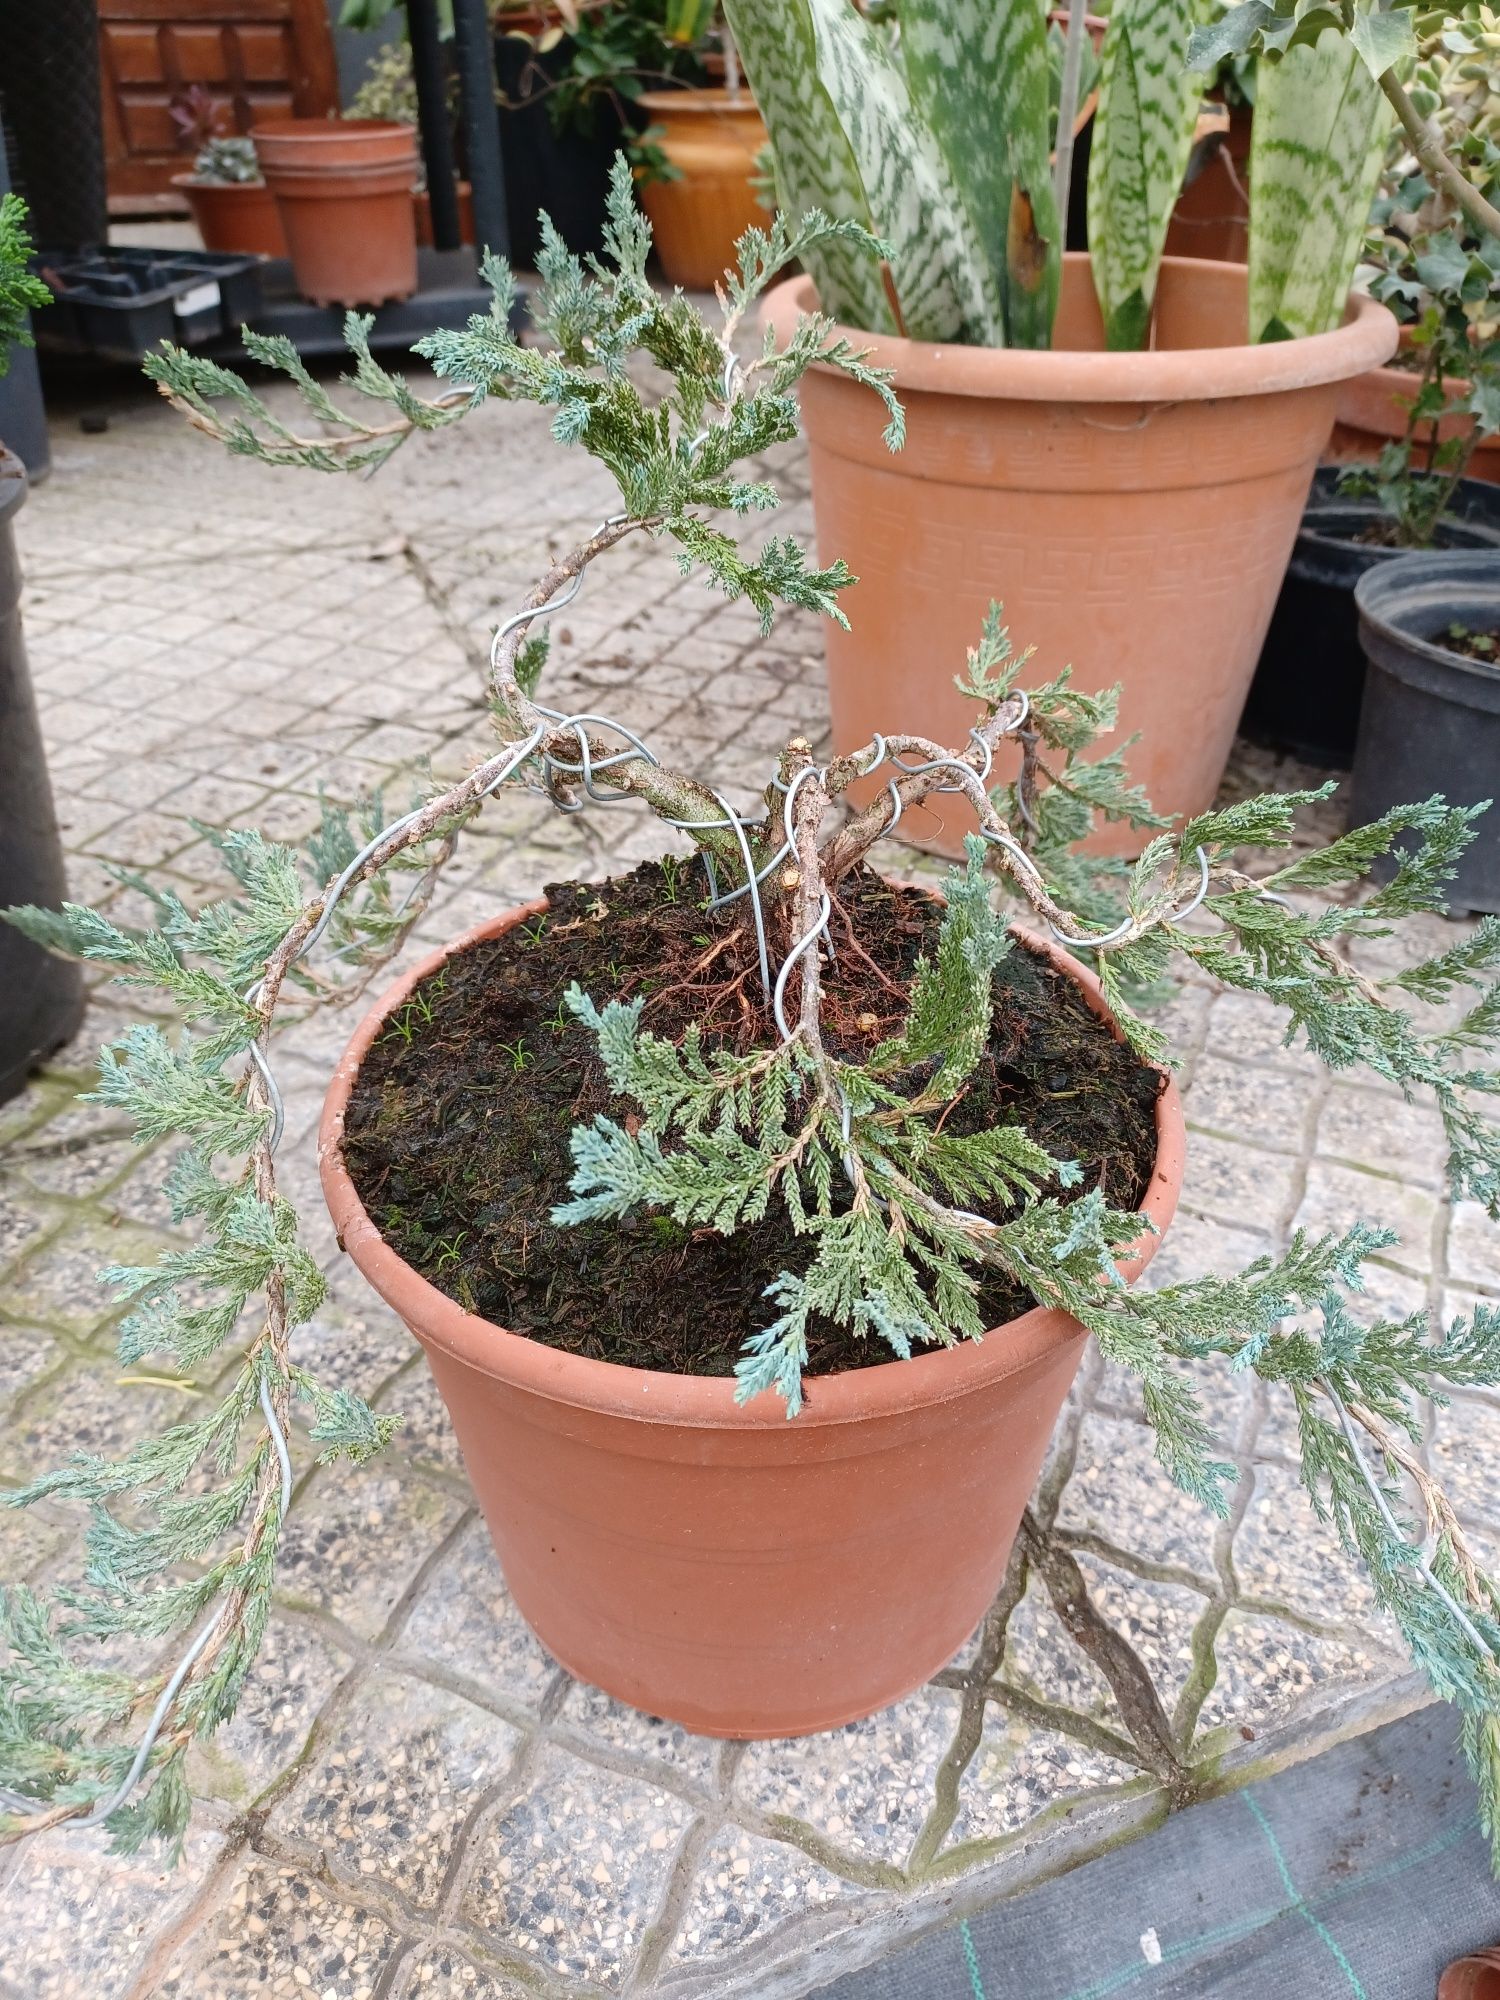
[{"x1": 3, "y1": 171, "x2": 1500, "y2": 1861}]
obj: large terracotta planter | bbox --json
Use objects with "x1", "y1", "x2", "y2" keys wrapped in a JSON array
[
  {"x1": 636, "y1": 90, "x2": 766, "y2": 291},
  {"x1": 1328, "y1": 355, "x2": 1500, "y2": 486},
  {"x1": 763, "y1": 257, "x2": 1398, "y2": 856},
  {"x1": 252, "y1": 119, "x2": 418, "y2": 308},
  {"x1": 170, "y1": 174, "x2": 288, "y2": 258},
  {"x1": 319, "y1": 898, "x2": 1185, "y2": 1738}
]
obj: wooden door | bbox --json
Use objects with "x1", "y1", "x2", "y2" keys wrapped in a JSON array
[{"x1": 99, "y1": 0, "x2": 340, "y2": 209}]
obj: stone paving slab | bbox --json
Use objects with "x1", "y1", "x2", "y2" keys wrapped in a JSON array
[{"x1": 0, "y1": 342, "x2": 1470, "y2": 1999}]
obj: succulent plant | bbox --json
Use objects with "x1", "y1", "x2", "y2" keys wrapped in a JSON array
[{"x1": 190, "y1": 136, "x2": 263, "y2": 186}]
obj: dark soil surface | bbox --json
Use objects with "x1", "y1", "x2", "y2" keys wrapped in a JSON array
[
  {"x1": 1443, "y1": 622, "x2": 1500, "y2": 664},
  {"x1": 342, "y1": 859, "x2": 1163, "y2": 1381},
  {"x1": 1351, "y1": 519, "x2": 1404, "y2": 548},
  {"x1": 1348, "y1": 516, "x2": 1485, "y2": 552}
]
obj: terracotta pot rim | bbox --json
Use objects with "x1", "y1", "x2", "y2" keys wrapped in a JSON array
[
  {"x1": 1355, "y1": 353, "x2": 1494, "y2": 406},
  {"x1": 762, "y1": 260, "x2": 1398, "y2": 405},
  {"x1": 169, "y1": 170, "x2": 266, "y2": 191},
  {"x1": 262, "y1": 167, "x2": 418, "y2": 192},
  {"x1": 253, "y1": 117, "x2": 414, "y2": 142},
  {"x1": 636, "y1": 88, "x2": 764, "y2": 115},
  {"x1": 318, "y1": 897, "x2": 1185, "y2": 1432}
]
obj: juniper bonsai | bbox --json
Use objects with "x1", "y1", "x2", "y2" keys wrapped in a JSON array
[{"x1": 4, "y1": 168, "x2": 1500, "y2": 1863}]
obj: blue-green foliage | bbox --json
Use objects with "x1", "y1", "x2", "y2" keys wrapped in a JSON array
[
  {"x1": 558, "y1": 844, "x2": 1078, "y2": 1414},
  {"x1": 0, "y1": 795, "x2": 452, "y2": 1852},
  {"x1": 144, "y1": 161, "x2": 897, "y2": 635},
  {"x1": 555, "y1": 605, "x2": 1500, "y2": 1859},
  {"x1": 0, "y1": 178, "x2": 901, "y2": 1857},
  {"x1": 7, "y1": 163, "x2": 1500, "y2": 1875}
]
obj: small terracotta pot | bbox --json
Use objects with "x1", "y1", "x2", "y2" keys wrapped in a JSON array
[
  {"x1": 635, "y1": 89, "x2": 767, "y2": 291},
  {"x1": 319, "y1": 899, "x2": 1185, "y2": 1738},
  {"x1": 170, "y1": 174, "x2": 287, "y2": 259},
  {"x1": 1045, "y1": 9, "x2": 1108, "y2": 49},
  {"x1": 252, "y1": 119, "x2": 418, "y2": 308},
  {"x1": 413, "y1": 180, "x2": 474, "y2": 249},
  {"x1": 1328, "y1": 353, "x2": 1500, "y2": 486},
  {"x1": 1440, "y1": 1947, "x2": 1500, "y2": 2000},
  {"x1": 1163, "y1": 102, "x2": 1252, "y2": 266},
  {"x1": 762, "y1": 257, "x2": 1398, "y2": 858}
]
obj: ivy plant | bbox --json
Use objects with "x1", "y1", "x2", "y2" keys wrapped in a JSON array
[
  {"x1": 1192, "y1": 0, "x2": 1500, "y2": 247},
  {"x1": 2, "y1": 170, "x2": 1500, "y2": 1872},
  {"x1": 1336, "y1": 11, "x2": 1500, "y2": 543}
]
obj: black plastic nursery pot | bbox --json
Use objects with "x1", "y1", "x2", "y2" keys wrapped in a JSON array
[
  {"x1": 494, "y1": 28, "x2": 639, "y2": 268},
  {"x1": 1242, "y1": 468, "x2": 1500, "y2": 769},
  {"x1": 0, "y1": 451, "x2": 83, "y2": 1102},
  {"x1": 1351, "y1": 551, "x2": 1500, "y2": 917}
]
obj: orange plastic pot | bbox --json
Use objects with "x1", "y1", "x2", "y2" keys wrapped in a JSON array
[
  {"x1": 636, "y1": 90, "x2": 767, "y2": 291},
  {"x1": 252, "y1": 119, "x2": 418, "y2": 308},
  {"x1": 170, "y1": 174, "x2": 287, "y2": 258},
  {"x1": 319, "y1": 898, "x2": 1185, "y2": 1737},
  {"x1": 762, "y1": 257, "x2": 1398, "y2": 857},
  {"x1": 1328, "y1": 354, "x2": 1500, "y2": 486}
]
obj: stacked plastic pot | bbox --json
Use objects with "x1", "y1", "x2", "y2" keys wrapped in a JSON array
[{"x1": 253, "y1": 120, "x2": 420, "y2": 309}]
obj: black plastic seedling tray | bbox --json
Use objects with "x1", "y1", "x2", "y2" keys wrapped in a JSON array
[{"x1": 34, "y1": 246, "x2": 265, "y2": 362}]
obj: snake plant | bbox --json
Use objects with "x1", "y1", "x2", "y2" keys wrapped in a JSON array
[{"x1": 724, "y1": 0, "x2": 1397, "y2": 350}]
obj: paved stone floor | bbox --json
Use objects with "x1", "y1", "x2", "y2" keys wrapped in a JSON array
[{"x1": 1, "y1": 328, "x2": 1494, "y2": 2000}]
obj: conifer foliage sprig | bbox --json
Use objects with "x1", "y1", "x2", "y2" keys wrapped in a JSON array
[
  {"x1": 145, "y1": 162, "x2": 897, "y2": 629},
  {"x1": 3, "y1": 169, "x2": 1500, "y2": 1868},
  {"x1": 0, "y1": 179, "x2": 902, "y2": 1856},
  {"x1": 0, "y1": 193, "x2": 49, "y2": 374}
]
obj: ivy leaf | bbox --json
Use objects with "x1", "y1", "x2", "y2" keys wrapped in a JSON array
[
  {"x1": 1415, "y1": 232, "x2": 1471, "y2": 298},
  {"x1": 1186, "y1": 1, "x2": 1276, "y2": 70},
  {"x1": 1348, "y1": 1, "x2": 1417, "y2": 80}
]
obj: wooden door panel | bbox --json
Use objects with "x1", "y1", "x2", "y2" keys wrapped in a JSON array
[{"x1": 100, "y1": 0, "x2": 339, "y2": 208}]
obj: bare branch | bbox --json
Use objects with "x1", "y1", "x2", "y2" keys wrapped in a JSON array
[{"x1": 818, "y1": 691, "x2": 1030, "y2": 884}]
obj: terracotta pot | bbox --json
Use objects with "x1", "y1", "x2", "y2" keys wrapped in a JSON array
[
  {"x1": 1328, "y1": 353, "x2": 1500, "y2": 486},
  {"x1": 635, "y1": 89, "x2": 767, "y2": 291},
  {"x1": 1441, "y1": 1948, "x2": 1500, "y2": 2000},
  {"x1": 252, "y1": 119, "x2": 418, "y2": 309},
  {"x1": 170, "y1": 174, "x2": 287, "y2": 259},
  {"x1": 413, "y1": 180, "x2": 474, "y2": 249},
  {"x1": 319, "y1": 899, "x2": 1185, "y2": 1738},
  {"x1": 1440, "y1": 1944, "x2": 1500, "y2": 1992},
  {"x1": 762, "y1": 257, "x2": 1398, "y2": 858},
  {"x1": 1163, "y1": 102, "x2": 1251, "y2": 265}
]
